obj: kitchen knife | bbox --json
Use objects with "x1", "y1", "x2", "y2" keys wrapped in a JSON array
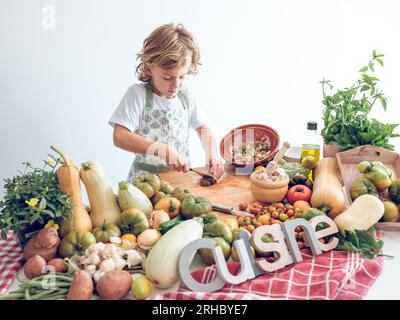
[
  {"x1": 212, "y1": 203, "x2": 255, "y2": 218},
  {"x1": 189, "y1": 168, "x2": 217, "y2": 184}
]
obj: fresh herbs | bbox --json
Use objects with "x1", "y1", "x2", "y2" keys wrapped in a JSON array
[
  {"x1": 320, "y1": 50, "x2": 399, "y2": 151},
  {"x1": 0, "y1": 157, "x2": 72, "y2": 240},
  {"x1": 335, "y1": 227, "x2": 392, "y2": 259}
]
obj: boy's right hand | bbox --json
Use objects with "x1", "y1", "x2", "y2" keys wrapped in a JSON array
[{"x1": 165, "y1": 145, "x2": 190, "y2": 173}]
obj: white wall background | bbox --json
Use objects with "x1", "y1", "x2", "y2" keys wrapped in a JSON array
[{"x1": 1, "y1": 0, "x2": 400, "y2": 196}]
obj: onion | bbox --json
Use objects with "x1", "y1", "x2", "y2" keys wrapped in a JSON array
[
  {"x1": 136, "y1": 229, "x2": 162, "y2": 251},
  {"x1": 149, "y1": 210, "x2": 170, "y2": 229}
]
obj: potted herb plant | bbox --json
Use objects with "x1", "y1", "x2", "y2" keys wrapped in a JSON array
[
  {"x1": 320, "y1": 50, "x2": 399, "y2": 157},
  {"x1": 0, "y1": 156, "x2": 72, "y2": 246}
]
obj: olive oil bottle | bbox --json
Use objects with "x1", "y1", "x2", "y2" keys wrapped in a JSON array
[
  {"x1": 301, "y1": 121, "x2": 321, "y2": 162},
  {"x1": 301, "y1": 122, "x2": 321, "y2": 182}
]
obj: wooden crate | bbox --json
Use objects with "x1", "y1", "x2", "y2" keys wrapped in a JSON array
[{"x1": 335, "y1": 145, "x2": 400, "y2": 231}]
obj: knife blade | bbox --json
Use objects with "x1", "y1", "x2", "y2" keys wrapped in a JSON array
[{"x1": 212, "y1": 203, "x2": 255, "y2": 218}]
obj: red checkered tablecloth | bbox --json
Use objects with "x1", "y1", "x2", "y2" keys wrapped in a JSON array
[
  {"x1": 0, "y1": 232, "x2": 23, "y2": 295},
  {"x1": 153, "y1": 249, "x2": 384, "y2": 300},
  {"x1": 0, "y1": 231, "x2": 384, "y2": 300}
]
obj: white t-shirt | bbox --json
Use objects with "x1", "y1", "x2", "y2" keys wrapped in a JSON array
[{"x1": 109, "y1": 83, "x2": 207, "y2": 133}]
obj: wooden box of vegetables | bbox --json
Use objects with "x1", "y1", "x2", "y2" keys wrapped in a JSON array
[{"x1": 336, "y1": 145, "x2": 400, "y2": 230}]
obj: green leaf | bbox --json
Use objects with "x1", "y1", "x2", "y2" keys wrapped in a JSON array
[
  {"x1": 369, "y1": 61, "x2": 375, "y2": 72},
  {"x1": 380, "y1": 97, "x2": 387, "y2": 111},
  {"x1": 373, "y1": 49, "x2": 377, "y2": 58},
  {"x1": 359, "y1": 66, "x2": 368, "y2": 73},
  {"x1": 377, "y1": 58, "x2": 383, "y2": 67},
  {"x1": 1, "y1": 229, "x2": 8, "y2": 240}
]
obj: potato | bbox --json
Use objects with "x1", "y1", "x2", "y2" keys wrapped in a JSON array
[
  {"x1": 67, "y1": 270, "x2": 94, "y2": 300},
  {"x1": 24, "y1": 255, "x2": 46, "y2": 279},
  {"x1": 35, "y1": 227, "x2": 59, "y2": 249},
  {"x1": 47, "y1": 258, "x2": 67, "y2": 273},
  {"x1": 23, "y1": 228, "x2": 60, "y2": 261},
  {"x1": 96, "y1": 270, "x2": 133, "y2": 300}
]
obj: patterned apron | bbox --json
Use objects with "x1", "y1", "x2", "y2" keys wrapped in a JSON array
[{"x1": 127, "y1": 83, "x2": 190, "y2": 182}]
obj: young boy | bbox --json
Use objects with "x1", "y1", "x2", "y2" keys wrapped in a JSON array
[{"x1": 109, "y1": 23, "x2": 224, "y2": 182}]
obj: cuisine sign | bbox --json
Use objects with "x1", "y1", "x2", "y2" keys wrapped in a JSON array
[{"x1": 178, "y1": 216, "x2": 339, "y2": 292}]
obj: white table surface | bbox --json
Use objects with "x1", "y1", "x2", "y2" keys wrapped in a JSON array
[{"x1": 5, "y1": 231, "x2": 400, "y2": 300}]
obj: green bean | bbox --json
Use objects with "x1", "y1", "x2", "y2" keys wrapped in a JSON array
[
  {"x1": 0, "y1": 292, "x2": 26, "y2": 300},
  {"x1": 40, "y1": 290, "x2": 69, "y2": 300},
  {"x1": 42, "y1": 294, "x2": 67, "y2": 300},
  {"x1": 24, "y1": 287, "x2": 31, "y2": 300},
  {"x1": 24, "y1": 280, "x2": 71, "y2": 289},
  {"x1": 29, "y1": 289, "x2": 59, "y2": 300}
]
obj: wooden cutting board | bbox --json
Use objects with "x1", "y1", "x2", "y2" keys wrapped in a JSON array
[{"x1": 159, "y1": 165, "x2": 256, "y2": 220}]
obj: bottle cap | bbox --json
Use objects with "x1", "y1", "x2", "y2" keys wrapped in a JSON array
[{"x1": 307, "y1": 121, "x2": 318, "y2": 130}]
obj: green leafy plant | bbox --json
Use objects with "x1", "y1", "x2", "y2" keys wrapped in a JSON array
[
  {"x1": 335, "y1": 227, "x2": 393, "y2": 259},
  {"x1": 320, "y1": 50, "x2": 399, "y2": 151},
  {"x1": 0, "y1": 156, "x2": 72, "y2": 240}
]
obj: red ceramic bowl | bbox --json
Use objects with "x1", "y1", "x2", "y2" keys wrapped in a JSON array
[{"x1": 219, "y1": 124, "x2": 280, "y2": 167}]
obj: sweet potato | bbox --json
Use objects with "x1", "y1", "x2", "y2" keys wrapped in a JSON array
[
  {"x1": 96, "y1": 270, "x2": 133, "y2": 300},
  {"x1": 24, "y1": 255, "x2": 46, "y2": 279},
  {"x1": 47, "y1": 258, "x2": 67, "y2": 273},
  {"x1": 35, "y1": 227, "x2": 59, "y2": 248},
  {"x1": 23, "y1": 227, "x2": 60, "y2": 261},
  {"x1": 67, "y1": 270, "x2": 94, "y2": 300}
]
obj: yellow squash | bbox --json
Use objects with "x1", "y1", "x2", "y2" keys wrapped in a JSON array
[
  {"x1": 80, "y1": 160, "x2": 121, "y2": 227},
  {"x1": 51, "y1": 146, "x2": 92, "y2": 236}
]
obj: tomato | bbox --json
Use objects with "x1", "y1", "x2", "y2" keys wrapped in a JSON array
[{"x1": 286, "y1": 185, "x2": 312, "y2": 204}]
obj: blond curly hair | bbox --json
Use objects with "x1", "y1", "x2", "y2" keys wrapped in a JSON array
[{"x1": 136, "y1": 23, "x2": 201, "y2": 82}]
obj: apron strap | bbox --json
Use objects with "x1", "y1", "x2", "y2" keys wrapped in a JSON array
[
  {"x1": 177, "y1": 90, "x2": 188, "y2": 110},
  {"x1": 146, "y1": 81, "x2": 188, "y2": 110},
  {"x1": 145, "y1": 82, "x2": 153, "y2": 109}
]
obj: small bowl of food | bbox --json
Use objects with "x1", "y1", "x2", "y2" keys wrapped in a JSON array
[
  {"x1": 249, "y1": 167, "x2": 289, "y2": 203},
  {"x1": 219, "y1": 124, "x2": 280, "y2": 167}
]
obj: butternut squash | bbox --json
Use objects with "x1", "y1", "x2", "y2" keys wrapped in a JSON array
[
  {"x1": 311, "y1": 157, "x2": 345, "y2": 219},
  {"x1": 80, "y1": 160, "x2": 121, "y2": 227},
  {"x1": 51, "y1": 146, "x2": 92, "y2": 236}
]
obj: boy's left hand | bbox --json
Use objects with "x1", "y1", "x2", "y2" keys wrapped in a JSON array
[{"x1": 206, "y1": 157, "x2": 225, "y2": 180}]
